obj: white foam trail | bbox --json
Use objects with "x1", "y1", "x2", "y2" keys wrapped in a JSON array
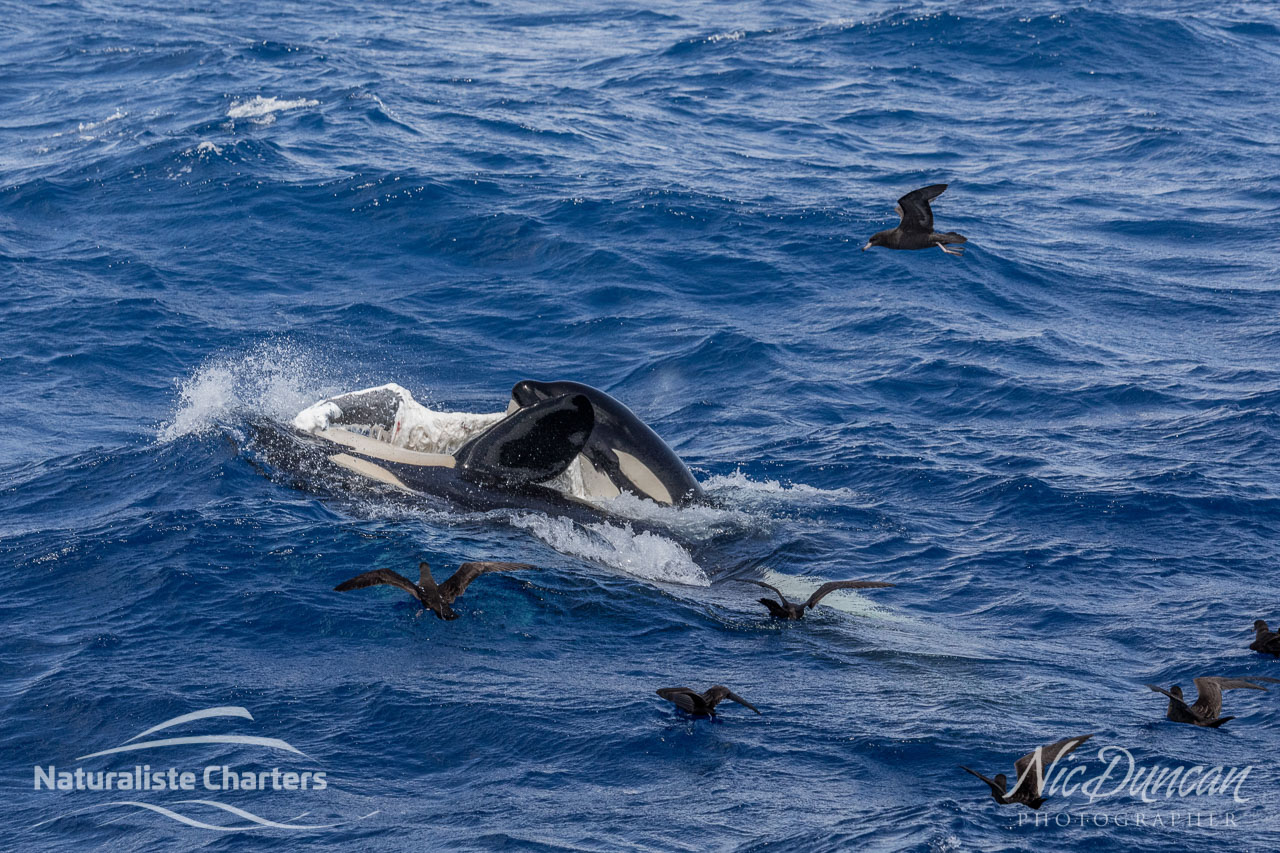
[
  {"x1": 227, "y1": 96, "x2": 318, "y2": 119},
  {"x1": 508, "y1": 514, "x2": 710, "y2": 587},
  {"x1": 581, "y1": 489, "x2": 762, "y2": 542},
  {"x1": 758, "y1": 567, "x2": 897, "y2": 618},
  {"x1": 158, "y1": 342, "x2": 339, "y2": 442},
  {"x1": 53, "y1": 109, "x2": 127, "y2": 138},
  {"x1": 749, "y1": 572, "x2": 994, "y2": 662},
  {"x1": 702, "y1": 470, "x2": 863, "y2": 508}
]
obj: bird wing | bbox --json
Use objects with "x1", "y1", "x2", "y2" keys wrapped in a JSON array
[
  {"x1": 896, "y1": 184, "x2": 947, "y2": 233},
  {"x1": 702, "y1": 685, "x2": 761, "y2": 714},
  {"x1": 656, "y1": 688, "x2": 702, "y2": 713},
  {"x1": 333, "y1": 568, "x2": 422, "y2": 599},
  {"x1": 438, "y1": 562, "x2": 537, "y2": 604},
  {"x1": 1146, "y1": 683, "x2": 1195, "y2": 714},
  {"x1": 722, "y1": 690, "x2": 761, "y2": 715},
  {"x1": 805, "y1": 580, "x2": 895, "y2": 610},
  {"x1": 1192, "y1": 677, "x2": 1275, "y2": 718},
  {"x1": 1011, "y1": 734, "x2": 1094, "y2": 800},
  {"x1": 734, "y1": 578, "x2": 788, "y2": 605},
  {"x1": 959, "y1": 765, "x2": 1003, "y2": 797},
  {"x1": 416, "y1": 561, "x2": 436, "y2": 590}
]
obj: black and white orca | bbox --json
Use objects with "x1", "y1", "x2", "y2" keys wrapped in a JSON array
[
  {"x1": 250, "y1": 380, "x2": 704, "y2": 524},
  {"x1": 507, "y1": 379, "x2": 704, "y2": 507}
]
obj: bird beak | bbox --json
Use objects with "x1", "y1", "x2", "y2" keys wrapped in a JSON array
[{"x1": 861, "y1": 241, "x2": 872, "y2": 251}]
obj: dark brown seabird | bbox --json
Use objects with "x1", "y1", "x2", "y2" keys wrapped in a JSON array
[
  {"x1": 735, "y1": 578, "x2": 895, "y2": 620},
  {"x1": 959, "y1": 734, "x2": 1095, "y2": 810},
  {"x1": 1250, "y1": 620, "x2": 1280, "y2": 657},
  {"x1": 1145, "y1": 676, "x2": 1280, "y2": 727},
  {"x1": 862, "y1": 184, "x2": 967, "y2": 256},
  {"x1": 334, "y1": 561, "x2": 538, "y2": 620},
  {"x1": 656, "y1": 686, "x2": 760, "y2": 717}
]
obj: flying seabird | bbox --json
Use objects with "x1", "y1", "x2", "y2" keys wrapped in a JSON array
[
  {"x1": 656, "y1": 686, "x2": 760, "y2": 717},
  {"x1": 1250, "y1": 620, "x2": 1280, "y2": 657},
  {"x1": 1145, "y1": 676, "x2": 1280, "y2": 727},
  {"x1": 862, "y1": 184, "x2": 967, "y2": 256},
  {"x1": 334, "y1": 560, "x2": 538, "y2": 620},
  {"x1": 735, "y1": 578, "x2": 895, "y2": 620},
  {"x1": 959, "y1": 734, "x2": 1095, "y2": 809}
]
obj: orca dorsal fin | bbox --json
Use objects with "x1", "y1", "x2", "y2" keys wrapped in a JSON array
[{"x1": 455, "y1": 394, "x2": 594, "y2": 487}]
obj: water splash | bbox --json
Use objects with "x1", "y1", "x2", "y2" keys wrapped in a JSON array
[{"x1": 158, "y1": 341, "x2": 339, "y2": 442}]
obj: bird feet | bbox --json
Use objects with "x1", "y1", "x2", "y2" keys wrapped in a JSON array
[{"x1": 936, "y1": 243, "x2": 965, "y2": 256}]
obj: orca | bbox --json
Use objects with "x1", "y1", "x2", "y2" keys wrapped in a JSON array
[
  {"x1": 508, "y1": 379, "x2": 704, "y2": 507},
  {"x1": 248, "y1": 381, "x2": 704, "y2": 525}
]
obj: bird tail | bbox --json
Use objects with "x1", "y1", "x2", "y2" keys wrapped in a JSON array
[
  {"x1": 938, "y1": 232, "x2": 967, "y2": 244},
  {"x1": 1205, "y1": 716, "x2": 1236, "y2": 728}
]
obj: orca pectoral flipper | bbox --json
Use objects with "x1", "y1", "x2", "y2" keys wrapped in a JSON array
[{"x1": 455, "y1": 394, "x2": 595, "y2": 486}]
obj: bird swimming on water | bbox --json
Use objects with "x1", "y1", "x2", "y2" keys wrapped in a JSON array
[
  {"x1": 334, "y1": 560, "x2": 538, "y2": 620},
  {"x1": 1250, "y1": 620, "x2": 1280, "y2": 657},
  {"x1": 656, "y1": 686, "x2": 760, "y2": 717},
  {"x1": 735, "y1": 578, "x2": 895, "y2": 620},
  {"x1": 1145, "y1": 676, "x2": 1280, "y2": 727},
  {"x1": 959, "y1": 734, "x2": 1095, "y2": 810},
  {"x1": 862, "y1": 184, "x2": 967, "y2": 256}
]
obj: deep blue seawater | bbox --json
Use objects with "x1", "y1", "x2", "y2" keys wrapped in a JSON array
[{"x1": 3, "y1": 0, "x2": 1280, "y2": 849}]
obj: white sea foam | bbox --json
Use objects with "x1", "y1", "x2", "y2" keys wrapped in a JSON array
[
  {"x1": 227, "y1": 96, "x2": 319, "y2": 120},
  {"x1": 580, "y1": 489, "x2": 762, "y2": 542},
  {"x1": 78, "y1": 108, "x2": 127, "y2": 132},
  {"x1": 158, "y1": 342, "x2": 339, "y2": 442},
  {"x1": 757, "y1": 567, "x2": 896, "y2": 618},
  {"x1": 701, "y1": 470, "x2": 863, "y2": 508},
  {"x1": 54, "y1": 109, "x2": 127, "y2": 140},
  {"x1": 508, "y1": 513, "x2": 709, "y2": 586}
]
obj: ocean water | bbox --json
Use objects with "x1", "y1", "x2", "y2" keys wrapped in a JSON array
[{"x1": 2, "y1": 0, "x2": 1279, "y2": 849}]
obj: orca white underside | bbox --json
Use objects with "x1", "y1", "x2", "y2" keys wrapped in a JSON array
[{"x1": 317, "y1": 423, "x2": 638, "y2": 505}]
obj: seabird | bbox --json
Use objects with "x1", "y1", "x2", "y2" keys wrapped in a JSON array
[
  {"x1": 959, "y1": 734, "x2": 1095, "y2": 810},
  {"x1": 1250, "y1": 620, "x2": 1280, "y2": 657},
  {"x1": 656, "y1": 686, "x2": 760, "y2": 717},
  {"x1": 1145, "y1": 676, "x2": 1280, "y2": 727},
  {"x1": 334, "y1": 560, "x2": 537, "y2": 620},
  {"x1": 862, "y1": 184, "x2": 967, "y2": 256},
  {"x1": 736, "y1": 578, "x2": 895, "y2": 620}
]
